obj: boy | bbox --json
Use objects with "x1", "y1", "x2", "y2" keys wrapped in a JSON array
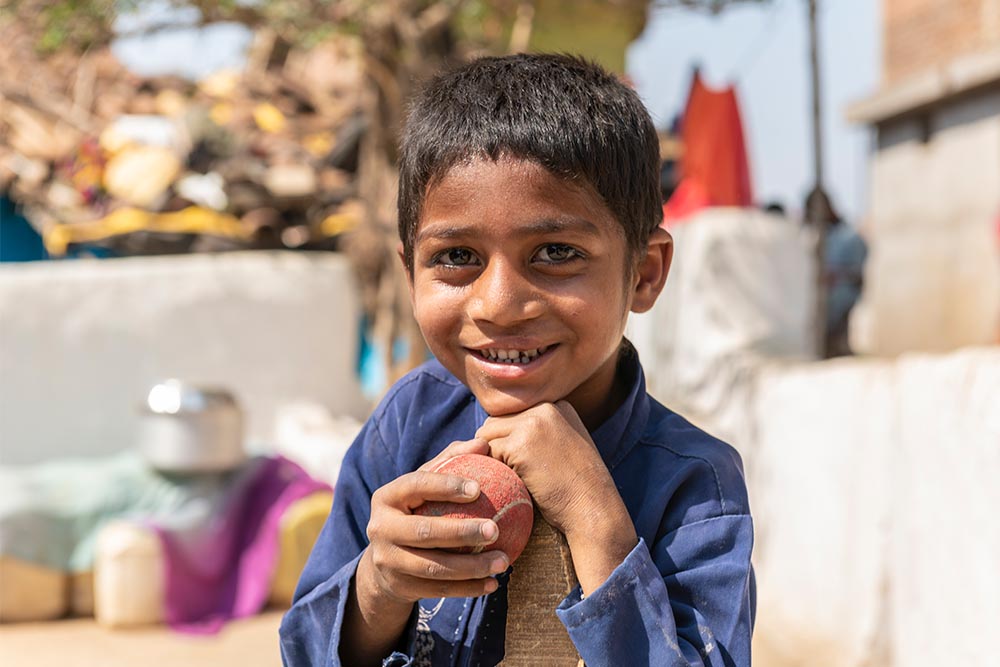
[{"x1": 280, "y1": 54, "x2": 754, "y2": 666}]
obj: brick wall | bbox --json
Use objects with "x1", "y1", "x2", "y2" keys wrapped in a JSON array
[{"x1": 884, "y1": 0, "x2": 1000, "y2": 85}]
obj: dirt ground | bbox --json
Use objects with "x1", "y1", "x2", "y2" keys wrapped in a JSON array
[
  {"x1": 0, "y1": 609, "x2": 806, "y2": 666},
  {"x1": 0, "y1": 609, "x2": 285, "y2": 667}
]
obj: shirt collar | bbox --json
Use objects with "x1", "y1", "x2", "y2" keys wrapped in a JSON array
[
  {"x1": 472, "y1": 340, "x2": 649, "y2": 470},
  {"x1": 589, "y1": 341, "x2": 650, "y2": 469}
]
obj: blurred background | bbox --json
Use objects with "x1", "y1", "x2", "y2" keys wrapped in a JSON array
[{"x1": 0, "y1": 1, "x2": 998, "y2": 665}]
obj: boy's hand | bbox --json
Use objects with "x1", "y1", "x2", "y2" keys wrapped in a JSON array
[
  {"x1": 474, "y1": 402, "x2": 613, "y2": 533},
  {"x1": 475, "y1": 402, "x2": 638, "y2": 596},
  {"x1": 358, "y1": 438, "x2": 512, "y2": 605},
  {"x1": 343, "y1": 438, "x2": 510, "y2": 665}
]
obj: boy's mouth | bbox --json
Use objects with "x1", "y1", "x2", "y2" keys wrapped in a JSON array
[{"x1": 475, "y1": 345, "x2": 551, "y2": 365}]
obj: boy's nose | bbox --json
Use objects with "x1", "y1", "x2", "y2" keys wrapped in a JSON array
[{"x1": 468, "y1": 258, "x2": 543, "y2": 326}]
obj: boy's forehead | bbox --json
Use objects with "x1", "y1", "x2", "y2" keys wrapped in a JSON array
[
  {"x1": 415, "y1": 156, "x2": 629, "y2": 247},
  {"x1": 430, "y1": 155, "x2": 555, "y2": 190},
  {"x1": 423, "y1": 156, "x2": 600, "y2": 214}
]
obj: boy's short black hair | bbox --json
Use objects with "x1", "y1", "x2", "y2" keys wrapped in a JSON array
[{"x1": 398, "y1": 53, "x2": 663, "y2": 271}]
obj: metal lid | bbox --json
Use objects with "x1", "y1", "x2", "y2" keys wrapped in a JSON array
[{"x1": 142, "y1": 379, "x2": 239, "y2": 415}]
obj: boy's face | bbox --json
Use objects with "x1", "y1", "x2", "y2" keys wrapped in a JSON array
[{"x1": 405, "y1": 156, "x2": 665, "y2": 425}]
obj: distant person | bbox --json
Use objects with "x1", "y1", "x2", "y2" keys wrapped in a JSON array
[
  {"x1": 806, "y1": 188, "x2": 867, "y2": 356},
  {"x1": 658, "y1": 121, "x2": 682, "y2": 207},
  {"x1": 659, "y1": 157, "x2": 679, "y2": 203},
  {"x1": 762, "y1": 201, "x2": 786, "y2": 217},
  {"x1": 280, "y1": 54, "x2": 755, "y2": 666}
]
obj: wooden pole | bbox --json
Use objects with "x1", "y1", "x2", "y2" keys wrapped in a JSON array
[{"x1": 806, "y1": 0, "x2": 830, "y2": 359}]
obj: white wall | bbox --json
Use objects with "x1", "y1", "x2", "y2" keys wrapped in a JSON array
[
  {"x1": 743, "y1": 348, "x2": 1000, "y2": 667},
  {"x1": 0, "y1": 251, "x2": 368, "y2": 465},
  {"x1": 629, "y1": 211, "x2": 1000, "y2": 666}
]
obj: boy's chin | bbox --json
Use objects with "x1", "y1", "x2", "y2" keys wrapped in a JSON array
[
  {"x1": 473, "y1": 384, "x2": 580, "y2": 417},
  {"x1": 475, "y1": 392, "x2": 548, "y2": 417}
]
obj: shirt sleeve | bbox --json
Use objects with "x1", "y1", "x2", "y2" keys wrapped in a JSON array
[
  {"x1": 278, "y1": 417, "x2": 405, "y2": 667},
  {"x1": 555, "y1": 515, "x2": 754, "y2": 667}
]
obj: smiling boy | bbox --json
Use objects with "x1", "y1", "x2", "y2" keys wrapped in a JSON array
[{"x1": 280, "y1": 54, "x2": 755, "y2": 667}]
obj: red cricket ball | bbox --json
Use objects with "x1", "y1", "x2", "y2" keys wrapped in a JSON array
[{"x1": 415, "y1": 453, "x2": 534, "y2": 563}]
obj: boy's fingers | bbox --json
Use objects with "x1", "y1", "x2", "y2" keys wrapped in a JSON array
[
  {"x1": 475, "y1": 405, "x2": 560, "y2": 442},
  {"x1": 367, "y1": 544, "x2": 504, "y2": 602},
  {"x1": 474, "y1": 424, "x2": 520, "y2": 465},
  {"x1": 375, "y1": 471, "x2": 480, "y2": 510},
  {"x1": 391, "y1": 547, "x2": 510, "y2": 582},
  {"x1": 474, "y1": 416, "x2": 513, "y2": 442},
  {"x1": 388, "y1": 573, "x2": 501, "y2": 601},
  {"x1": 419, "y1": 438, "x2": 491, "y2": 473},
  {"x1": 394, "y1": 514, "x2": 499, "y2": 550},
  {"x1": 367, "y1": 546, "x2": 507, "y2": 601}
]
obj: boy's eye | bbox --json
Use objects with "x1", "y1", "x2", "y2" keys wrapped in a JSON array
[
  {"x1": 534, "y1": 244, "x2": 581, "y2": 263},
  {"x1": 433, "y1": 247, "x2": 479, "y2": 267}
]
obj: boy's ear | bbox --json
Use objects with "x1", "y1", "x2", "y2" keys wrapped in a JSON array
[{"x1": 630, "y1": 227, "x2": 672, "y2": 314}]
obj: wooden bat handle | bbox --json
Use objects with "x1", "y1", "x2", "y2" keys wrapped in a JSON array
[{"x1": 499, "y1": 507, "x2": 584, "y2": 666}]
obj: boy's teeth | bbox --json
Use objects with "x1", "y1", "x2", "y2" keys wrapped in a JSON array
[{"x1": 480, "y1": 346, "x2": 547, "y2": 363}]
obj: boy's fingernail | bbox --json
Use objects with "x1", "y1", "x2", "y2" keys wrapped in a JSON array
[
  {"x1": 481, "y1": 521, "x2": 498, "y2": 541},
  {"x1": 463, "y1": 481, "x2": 479, "y2": 497},
  {"x1": 491, "y1": 556, "x2": 509, "y2": 574}
]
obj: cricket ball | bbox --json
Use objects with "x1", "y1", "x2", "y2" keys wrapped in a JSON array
[{"x1": 415, "y1": 453, "x2": 534, "y2": 563}]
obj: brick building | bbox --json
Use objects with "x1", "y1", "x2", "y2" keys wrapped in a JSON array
[{"x1": 848, "y1": 0, "x2": 1000, "y2": 354}]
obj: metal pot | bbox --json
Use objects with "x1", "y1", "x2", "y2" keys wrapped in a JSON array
[{"x1": 138, "y1": 380, "x2": 245, "y2": 473}]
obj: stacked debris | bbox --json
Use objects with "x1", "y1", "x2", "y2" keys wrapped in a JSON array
[{"x1": 0, "y1": 22, "x2": 368, "y2": 257}]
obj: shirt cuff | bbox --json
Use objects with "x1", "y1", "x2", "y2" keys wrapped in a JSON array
[
  {"x1": 280, "y1": 550, "x2": 419, "y2": 667},
  {"x1": 555, "y1": 537, "x2": 656, "y2": 627},
  {"x1": 279, "y1": 552, "x2": 363, "y2": 667}
]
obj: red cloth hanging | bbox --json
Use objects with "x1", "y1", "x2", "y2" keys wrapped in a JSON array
[{"x1": 664, "y1": 71, "x2": 753, "y2": 225}]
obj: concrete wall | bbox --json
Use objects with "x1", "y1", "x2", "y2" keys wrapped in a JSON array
[
  {"x1": 859, "y1": 86, "x2": 1000, "y2": 355},
  {"x1": 0, "y1": 251, "x2": 368, "y2": 465}
]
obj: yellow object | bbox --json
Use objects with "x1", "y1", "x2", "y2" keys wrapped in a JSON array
[
  {"x1": 44, "y1": 206, "x2": 252, "y2": 256},
  {"x1": 70, "y1": 570, "x2": 95, "y2": 617},
  {"x1": 303, "y1": 132, "x2": 335, "y2": 158},
  {"x1": 0, "y1": 556, "x2": 68, "y2": 622},
  {"x1": 70, "y1": 162, "x2": 104, "y2": 195},
  {"x1": 253, "y1": 103, "x2": 287, "y2": 133},
  {"x1": 199, "y1": 69, "x2": 240, "y2": 98},
  {"x1": 269, "y1": 491, "x2": 333, "y2": 607},
  {"x1": 319, "y1": 211, "x2": 359, "y2": 238},
  {"x1": 155, "y1": 89, "x2": 188, "y2": 117},
  {"x1": 210, "y1": 102, "x2": 234, "y2": 126}
]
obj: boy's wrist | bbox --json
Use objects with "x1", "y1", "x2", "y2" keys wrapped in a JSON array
[
  {"x1": 341, "y1": 549, "x2": 415, "y2": 666},
  {"x1": 356, "y1": 548, "x2": 415, "y2": 617},
  {"x1": 563, "y1": 503, "x2": 638, "y2": 597}
]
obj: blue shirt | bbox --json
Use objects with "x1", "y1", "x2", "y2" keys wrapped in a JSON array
[
  {"x1": 280, "y1": 348, "x2": 755, "y2": 666},
  {"x1": 824, "y1": 222, "x2": 868, "y2": 329}
]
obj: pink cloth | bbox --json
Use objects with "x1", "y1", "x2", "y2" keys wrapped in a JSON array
[{"x1": 153, "y1": 456, "x2": 330, "y2": 634}]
